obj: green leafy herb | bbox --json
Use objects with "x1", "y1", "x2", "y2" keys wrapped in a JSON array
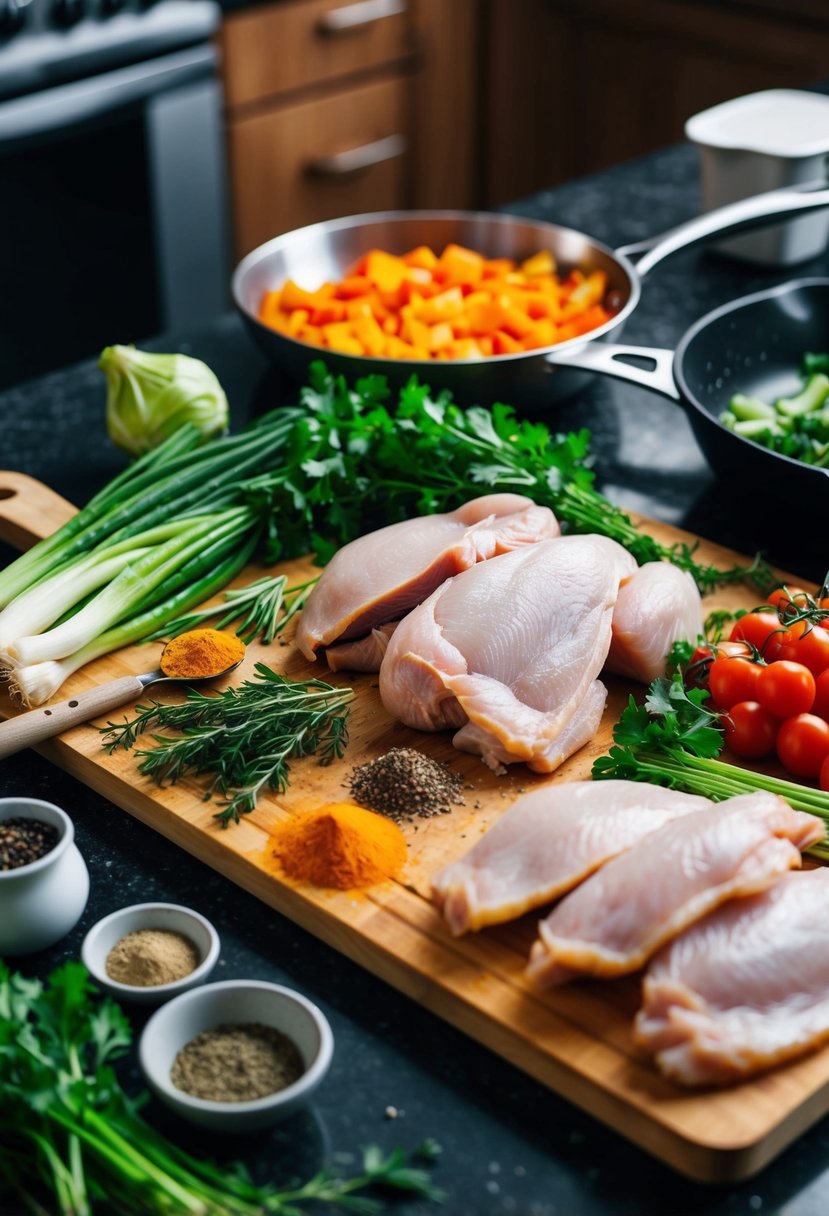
[
  {"x1": 0, "y1": 961, "x2": 443, "y2": 1216},
  {"x1": 101, "y1": 663, "x2": 352, "y2": 826},
  {"x1": 242, "y1": 363, "x2": 771, "y2": 593},
  {"x1": 593, "y1": 674, "x2": 829, "y2": 860},
  {"x1": 146, "y1": 574, "x2": 320, "y2": 646},
  {"x1": 1, "y1": 357, "x2": 772, "y2": 709}
]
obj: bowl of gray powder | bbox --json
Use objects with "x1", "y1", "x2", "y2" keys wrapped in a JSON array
[
  {"x1": 81, "y1": 902, "x2": 220, "y2": 1006},
  {"x1": 138, "y1": 979, "x2": 334, "y2": 1131}
]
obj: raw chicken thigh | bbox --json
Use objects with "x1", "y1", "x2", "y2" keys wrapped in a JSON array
[
  {"x1": 379, "y1": 535, "x2": 636, "y2": 773},
  {"x1": 431, "y1": 779, "x2": 712, "y2": 935},
  {"x1": 636, "y1": 869, "x2": 829, "y2": 1086},
  {"x1": 526, "y1": 792, "x2": 823, "y2": 988},
  {"x1": 296, "y1": 494, "x2": 559, "y2": 668},
  {"x1": 606, "y1": 562, "x2": 703, "y2": 684}
]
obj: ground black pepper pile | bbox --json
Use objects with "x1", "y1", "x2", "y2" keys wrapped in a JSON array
[
  {"x1": 171, "y1": 1022, "x2": 304, "y2": 1102},
  {"x1": 0, "y1": 818, "x2": 58, "y2": 870},
  {"x1": 346, "y1": 747, "x2": 465, "y2": 823}
]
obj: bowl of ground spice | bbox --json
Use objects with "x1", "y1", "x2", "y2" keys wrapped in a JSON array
[
  {"x1": 139, "y1": 979, "x2": 334, "y2": 1131},
  {"x1": 0, "y1": 798, "x2": 89, "y2": 955},
  {"x1": 81, "y1": 902, "x2": 220, "y2": 1006}
]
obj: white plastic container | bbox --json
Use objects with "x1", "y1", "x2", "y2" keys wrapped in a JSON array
[{"x1": 685, "y1": 89, "x2": 829, "y2": 265}]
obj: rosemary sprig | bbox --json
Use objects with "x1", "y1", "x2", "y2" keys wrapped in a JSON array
[
  {"x1": 101, "y1": 663, "x2": 352, "y2": 826},
  {"x1": 145, "y1": 574, "x2": 320, "y2": 646}
]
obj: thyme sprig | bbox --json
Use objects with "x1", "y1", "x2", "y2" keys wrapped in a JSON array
[
  {"x1": 101, "y1": 663, "x2": 352, "y2": 826},
  {"x1": 145, "y1": 574, "x2": 320, "y2": 646}
]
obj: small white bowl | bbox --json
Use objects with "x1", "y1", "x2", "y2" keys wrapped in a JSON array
[
  {"x1": 81, "y1": 902, "x2": 220, "y2": 1006},
  {"x1": 139, "y1": 979, "x2": 334, "y2": 1132}
]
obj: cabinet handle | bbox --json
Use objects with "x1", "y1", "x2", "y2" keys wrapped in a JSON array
[
  {"x1": 317, "y1": 0, "x2": 406, "y2": 35},
  {"x1": 306, "y1": 133, "x2": 406, "y2": 177}
]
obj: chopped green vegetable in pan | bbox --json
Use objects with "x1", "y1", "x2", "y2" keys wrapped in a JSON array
[{"x1": 720, "y1": 353, "x2": 829, "y2": 467}]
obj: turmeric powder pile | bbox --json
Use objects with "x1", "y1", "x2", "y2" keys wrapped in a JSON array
[
  {"x1": 270, "y1": 802, "x2": 407, "y2": 890},
  {"x1": 160, "y1": 628, "x2": 245, "y2": 680}
]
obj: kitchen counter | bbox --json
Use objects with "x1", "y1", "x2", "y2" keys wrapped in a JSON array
[{"x1": 1, "y1": 140, "x2": 828, "y2": 1216}]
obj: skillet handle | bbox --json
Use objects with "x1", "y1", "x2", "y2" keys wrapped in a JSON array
[
  {"x1": 546, "y1": 343, "x2": 680, "y2": 400},
  {"x1": 617, "y1": 183, "x2": 829, "y2": 278}
]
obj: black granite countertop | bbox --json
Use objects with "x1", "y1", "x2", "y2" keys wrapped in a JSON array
[{"x1": 1, "y1": 141, "x2": 828, "y2": 1216}]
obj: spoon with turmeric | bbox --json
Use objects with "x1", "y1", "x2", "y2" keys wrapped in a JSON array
[{"x1": 0, "y1": 629, "x2": 245, "y2": 759}]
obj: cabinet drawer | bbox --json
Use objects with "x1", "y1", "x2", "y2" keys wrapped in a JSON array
[
  {"x1": 227, "y1": 74, "x2": 410, "y2": 256},
  {"x1": 221, "y1": 0, "x2": 415, "y2": 110}
]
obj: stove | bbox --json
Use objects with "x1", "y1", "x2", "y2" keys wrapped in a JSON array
[{"x1": 0, "y1": 0, "x2": 220, "y2": 101}]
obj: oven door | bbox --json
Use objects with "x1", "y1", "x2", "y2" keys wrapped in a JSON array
[{"x1": 0, "y1": 43, "x2": 229, "y2": 390}]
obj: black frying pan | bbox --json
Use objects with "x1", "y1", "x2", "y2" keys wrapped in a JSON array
[{"x1": 549, "y1": 278, "x2": 829, "y2": 498}]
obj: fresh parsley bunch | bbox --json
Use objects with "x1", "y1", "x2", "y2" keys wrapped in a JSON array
[
  {"x1": 244, "y1": 363, "x2": 767, "y2": 592},
  {"x1": 0, "y1": 960, "x2": 444, "y2": 1215},
  {"x1": 593, "y1": 674, "x2": 829, "y2": 858}
]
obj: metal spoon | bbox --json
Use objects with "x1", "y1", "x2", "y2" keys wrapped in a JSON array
[{"x1": 0, "y1": 645, "x2": 244, "y2": 761}]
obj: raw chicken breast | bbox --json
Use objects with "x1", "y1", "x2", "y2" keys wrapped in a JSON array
[
  {"x1": 431, "y1": 779, "x2": 712, "y2": 936},
  {"x1": 296, "y1": 494, "x2": 559, "y2": 667},
  {"x1": 636, "y1": 869, "x2": 829, "y2": 1086},
  {"x1": 526, "y1": 792, "x2": 824, "y2": 988},
  {"x1": 379, "y1": 535, "x2": 637, "y2": 773},
  {"x1": 606, "y1": 562, "x2": 703, "y2": 684}
]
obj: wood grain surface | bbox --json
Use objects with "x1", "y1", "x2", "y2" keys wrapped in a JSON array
[{"x1": 0, "y1": 469, "x2": 825, "y2": 1183}]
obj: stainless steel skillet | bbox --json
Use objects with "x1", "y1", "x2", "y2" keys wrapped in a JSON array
[{"x1": 232, "y1": 186, "x2": 829, "y2": 411}]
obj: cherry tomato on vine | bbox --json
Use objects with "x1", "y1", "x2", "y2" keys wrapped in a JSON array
[
  {"x1": 776, "y1": 714, "x2": 829, "y2": 779},
  {"x1": 729, "y1": 612, "x2": 785, "y2": 659},
  {"x1": 820, "y1": 752, "x2": 829, "y2": 793},
  {"x1": 723, "y1": 701, "x2": 778, "y2": 759},
  {"x1": 686, "y1": 641, "x2": 752, "y2": 691},
  {"x1": 777, "y1": 622, "x2": 829, "y2": 677},
  {"x1": 813, "y1": 669, "x2": 829, "y2": 722},
  {"x1": 756, "y1": 661, "x2": 815, "y2": 719},
  {"x1": 767, "y1": 586, "x2": 809, "y2": 615},
  {"x1": 708, "y1": 656, "x2": 763, "y2": 709}
]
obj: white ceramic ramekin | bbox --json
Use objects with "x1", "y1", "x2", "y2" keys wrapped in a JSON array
[
  {"x1": 139, "y1": 979, "x2": 334, "y2": 1132},
  {"x1": 0, "y1": 797, "x2": 89, "y2": 955},
  {"x1": 81, "y1": 902, "x2": 220, "y2": 1006}
]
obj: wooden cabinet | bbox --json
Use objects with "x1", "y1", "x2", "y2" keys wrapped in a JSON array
[
  {"x1": 219, "y1": 0, "x2": 480, "y2": 257},
  {"x1": 483, "y1": 0, "x2": 829, "y2": 207},
  {"x1": 219, "y1": 0, "x2": 829, "y2": 256}
]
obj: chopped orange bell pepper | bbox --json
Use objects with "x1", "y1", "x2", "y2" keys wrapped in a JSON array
[{"x1": 258, "y1": 242, "x2": 613, "y2": 362}]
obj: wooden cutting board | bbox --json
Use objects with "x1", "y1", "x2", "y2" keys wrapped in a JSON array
[{"x1": 1, "y1": 469, "x2": 826, "y2": 1184}]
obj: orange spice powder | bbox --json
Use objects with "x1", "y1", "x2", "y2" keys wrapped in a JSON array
[{"x1": 270, "y1": 802, "x2": 407, "y2": 890}]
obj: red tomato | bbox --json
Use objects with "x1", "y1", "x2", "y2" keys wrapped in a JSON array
[
  {"x1": 813, "y1": 669, "x2": 829, "y2": 721},
  {"x1": 723, "y1": 701, "x2": 778, "y2": 760},
  {"x1": 686, "y1": 642, "x2": 752, "y2": 691},
  {"x1": 777, "y1": 622, "x2": 829, "y2": 677},
  {"x1": 766, "y1": 586, "x2": 809, "y2": 615},
  {"x1": 756, "y1": 661, "x2": 816, "y2": 718},
  {"x1": 776, "y1": 714, "x2": 829, "y2": 779},
  {"x1": 820, "y1": 753, "x2": 829, "y2": 793},
  {"x1": 708, "y1": 656, "x2": 763, "y2": 709},
  {"x1": 730, "y1": 612, "x2": 786, "y2": 659}
]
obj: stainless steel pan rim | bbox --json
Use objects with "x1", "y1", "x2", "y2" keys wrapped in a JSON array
[
  {"x1": 231, "y1": 208, "x2": 642, "y2": 369},
  {"x1": 233, "y1": 186, "x2": 829, "y2": 411}
]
